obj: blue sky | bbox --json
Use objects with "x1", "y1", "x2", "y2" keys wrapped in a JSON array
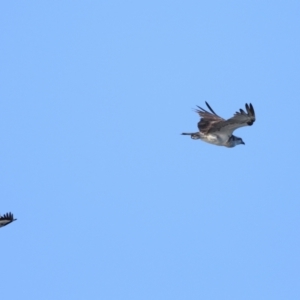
[{"x1": 1, "y1": 1, "x2": 300, "y2": 299}]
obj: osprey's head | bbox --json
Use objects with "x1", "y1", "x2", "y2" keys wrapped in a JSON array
[
  {"x1": 235, "y1": 136, "x2": 245, "y2": 146},
  {"x1": 229, "y1": 135, "x2": 245, "y2": 147}
]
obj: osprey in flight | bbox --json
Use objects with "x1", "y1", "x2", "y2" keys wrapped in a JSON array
[
  {"x1": 182, "y1": 102, "x2": 255, "y2": 147},
  {"x1": 0, "y1": 212, "x2": 17, "y2": 228}
]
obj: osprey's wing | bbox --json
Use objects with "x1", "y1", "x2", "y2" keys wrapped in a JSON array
[
  {"x1": 195, "y1": 102, "x2": 225, "y2": 134},
  {"x1": 0, "y1": 212, "x2": 17, "y2": 228},
  {"x1": 208, "y1": 103, "x2": 255, "y2": 135}
]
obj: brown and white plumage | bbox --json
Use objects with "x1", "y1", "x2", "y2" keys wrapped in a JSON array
[
  {"x1": 0, "y1": 212, "x2": 17, "y2": 228},
  {"x1": 182, "y1": 102, "x2": 256, "y2": 148}
]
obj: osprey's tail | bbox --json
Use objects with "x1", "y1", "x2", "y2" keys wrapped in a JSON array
[{"x1": 181, "y1": 132, "x2": 201, "y2": 140}]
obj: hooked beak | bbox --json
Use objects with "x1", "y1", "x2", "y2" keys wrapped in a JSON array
[{"x1": 241, "y1": 141, "x2": 245, "y2": 145}]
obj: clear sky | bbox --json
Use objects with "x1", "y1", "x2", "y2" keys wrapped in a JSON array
[{"x1": 1, "y1": 1, "x2": 300, "y2": 299}]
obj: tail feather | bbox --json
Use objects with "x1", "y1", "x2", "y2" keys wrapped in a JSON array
[{"x1": 181, "y1": 132, "x2": 201, "y2": 140}]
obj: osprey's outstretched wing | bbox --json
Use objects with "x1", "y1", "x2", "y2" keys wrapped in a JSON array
[
  {"x1": 195, "y1": 102, "x2": 225, "y2": 134},
  {"x1": 0, "y1": 212, "x2": 17, "y2": 228},
  {"x1": 207, "y1": 103, "x2": 255, "y2": 135}
]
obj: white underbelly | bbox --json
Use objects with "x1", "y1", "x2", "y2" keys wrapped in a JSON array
[{"x1": 200, "y1": 133, "x2": 229, "y2": 146}]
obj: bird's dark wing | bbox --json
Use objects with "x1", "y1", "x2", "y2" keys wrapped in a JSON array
[
  {"x1": 195, "y1": 102, "x2": 225, "y2": 134},
  {"x1": 208, "y1": 103, "x2": 256, "y2": 135},
  {"x1": 0, "y1": 212, "x2": 17, "y2": 227}
]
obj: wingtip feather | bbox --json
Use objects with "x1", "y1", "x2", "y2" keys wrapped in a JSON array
[{"x1": 205, "y1": 102, "x2": 218, "y2": 116}]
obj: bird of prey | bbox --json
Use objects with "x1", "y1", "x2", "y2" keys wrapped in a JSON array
[
  {"x1": 0, "y1": 212, "x2": 17, "y2": 228},
  {"x1": 182, "y1": 102, "x2": 255, "y2": 147}
]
